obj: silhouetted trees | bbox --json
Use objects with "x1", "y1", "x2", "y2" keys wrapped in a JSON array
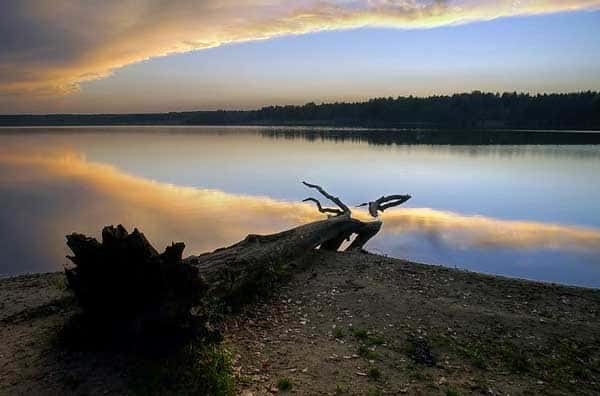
[
  {"x1": 2, "y1": 91, "x2": 599, "y2": 129},
  {"x1": 230, "y1": 91, "x2": 600, "y2": 129}
]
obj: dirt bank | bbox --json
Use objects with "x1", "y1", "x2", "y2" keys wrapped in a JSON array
[{"x1": 1, "y1": 251, "x2": 599, "y2": 395}]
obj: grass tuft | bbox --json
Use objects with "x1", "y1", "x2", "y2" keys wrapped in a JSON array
[
  {"x1": 277, "y1": 378, "x2": 292, "y2": 391},
  {"x1": 446, "y1": 388, "x2": 461, "y2": 396},
  {"x1": 358, "y1": 345, "x2": 379, "y2": 360},
  {"x1": 366, "y1": 387, "x2": 382, "y2": 396},
  {"x1": 367, "y1": 335, "x2": 385, "y2": 346},
  {"x1": 368, "y1": 367, "x2": 381, "y2": 380},
  {"x1": 352, "y1": 328, "x2": 369, "y2": 339},
  {"x1": 129, "y1": 343, "x2": 235, "y2": 395},
  {"x1": 334, "y1": 384, "x2": 349, "y2": 395}
]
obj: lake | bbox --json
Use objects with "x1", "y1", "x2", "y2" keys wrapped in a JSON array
[{"x1": 1, "y1": 126, "x2": 599, "y2": 287}]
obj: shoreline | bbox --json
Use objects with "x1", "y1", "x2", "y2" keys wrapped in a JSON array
[
  {"x1": 2, "y1": 257, "x2": 598, "y2": 292},
  {"x1": 1, "y1": 251, "x2": 599, "y2": 394}
]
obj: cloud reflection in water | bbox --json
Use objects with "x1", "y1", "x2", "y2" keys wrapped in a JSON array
[{"x1": 0, "y1": 148, "x2": 599, "y2": 283}]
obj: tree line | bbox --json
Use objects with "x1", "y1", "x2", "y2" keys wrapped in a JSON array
[{"x1": 2, "y1": 91, "x2": 599, "y2": 129}]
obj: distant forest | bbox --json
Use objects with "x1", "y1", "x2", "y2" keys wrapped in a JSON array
[{"x1": 2, "y1": 91, "x2": 600, "y2": 129}]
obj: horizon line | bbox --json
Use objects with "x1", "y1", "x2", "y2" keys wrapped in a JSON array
[{"x1": 1, "y1": 90, "x2": 599, "y2": 117}]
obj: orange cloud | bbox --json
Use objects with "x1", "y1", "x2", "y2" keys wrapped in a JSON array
[{"x1": 1, "y1": 0, "x2": 599, "y2": 97}]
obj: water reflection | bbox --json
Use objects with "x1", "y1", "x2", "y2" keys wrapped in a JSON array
[
  {"x1": 4, "y1": 127, "x2": 599, "y2": 228},
  {"x1": 1, "y1": 146, "x2": 599, "y2": 287},
  {"x1": 259, "y1": 128, "x2": 600, "y2": 146}
]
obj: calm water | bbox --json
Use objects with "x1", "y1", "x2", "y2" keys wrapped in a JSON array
[{"x1": 1, "y1": 126, "x2": 599, "y2": 287}]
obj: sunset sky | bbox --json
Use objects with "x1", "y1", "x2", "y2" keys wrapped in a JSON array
[{"x1": 1, "y1": 0, "x2": 600, "y2": 114}]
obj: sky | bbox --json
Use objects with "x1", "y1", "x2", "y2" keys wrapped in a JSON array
[{"x1": 1, "y1": 0, "x2": 600, "y2": 114}]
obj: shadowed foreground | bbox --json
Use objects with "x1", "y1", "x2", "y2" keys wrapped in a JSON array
[{"x1": 1, "y1": 251, "x2": 599, "y2": 395}]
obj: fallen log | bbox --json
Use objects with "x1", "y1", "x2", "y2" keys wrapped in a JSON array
[
  {"x1": 184, "y1": 213, "x2": 381, "y2": 300},
  {"x1": 64, "y1": 182, "x2": 410, "y2": 331}
]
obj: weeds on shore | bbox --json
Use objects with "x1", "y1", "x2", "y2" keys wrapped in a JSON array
[
  {"x1": 352, "y1": 328, "x2": 385, "y2": 345},
  {"x1": 358, "y1": 345, "x2": 379, "y2": 360},
  {"x1": 367, "y1": 335, "x2": 385, "y2": 346},
  {"x1": 446, "y1": 388, "x2": 461, "y2": 396},
  {"x1": 352, "y1": 328, "x2": 368, "y2": 339},
  {"x1": 130, "y1": 343, "x2": 235, "y2": 396},
  {"x1": 366, "y1": 387, "x2": 382, "y2": 396},
  {"x1": 277, "y1": 378, "x2": 292, "y2": 391},
  {"x1": 49, "y1": 274, "x2": 68, "y2": 292},
  {"x1": 434, "y1": 332, "x2": 598, "y2": 391},
  {"x1": 368, "y1": 367, "x2": 381, "y2": 380}
]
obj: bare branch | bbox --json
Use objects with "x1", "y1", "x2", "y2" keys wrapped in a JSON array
[
  {"x1": 377, "y1": 195, "x2": 411, "y2": 211},
  {"x1": 302, "y1": 181, "x2": 351, "y2": 214},
  {"x1": 358, "y1": 194, "x2": 411, "y2": 217},
  {"x1": 302, "y1": 198, "x2": 345, "y2": 216}
]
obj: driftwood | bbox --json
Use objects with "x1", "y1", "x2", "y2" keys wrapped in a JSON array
[
  {"x1": 64, "y1": 182, "x2": 410, "y2": 330},
  {"x1": 357, "y1": 194, "x2": 412, "y2": 218}
]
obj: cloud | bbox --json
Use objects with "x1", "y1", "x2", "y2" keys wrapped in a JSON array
[{"x1": 1, "y1": 0, "x2": 599, "y2": 98}]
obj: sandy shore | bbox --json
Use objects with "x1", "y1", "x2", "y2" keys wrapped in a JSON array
[{"x1": 1, "y1": 251, "x2": 599, "y2": 395}]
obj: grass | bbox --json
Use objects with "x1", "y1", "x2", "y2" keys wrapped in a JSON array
[
  {"x1": 368, "y1": 367, "x2": 381, "y2": 380},
  {"x1": 351, "y1": 328, "x2": 369, "y2": 340},
  {"x1": 367, "y1": 335, "x2": 385, "y2": 346},
  {"x1": 49, "y1": 274, "x2": 68, "y2": 292},
  {"x1": 51, "y1": 311, "x2": 235, "y2": 395},
  {"x1": 502, "y1": 348, "x2": 531, "y2": 374},
  {"x1": 358, "y1": 345, "x2": 379, "y2": 360},
  {"x1": 366, "y1": 387, "x2": 382, "y2": 396},
  {"x1": 277, "y1": 378, "x2": 292, "y2": 391},
  {"x1": 450, "y1": 335, "x2": 598, "y2": 388},
  {"x1": 223, "y1": 258, "x2": 291, "y2": 308},
  {"x1": 129, "y1": 343, "x2": 235, "y2": 396},
  {"x1": 334, "y1": 328, "x2": 345, "y2": 339},
  {"x1": 420, "y1": 327, "x2": 600, "y2": 394},
  {"x1": 457, "y1": 339, "x2": 530, "y2": 373},
  {"x1": 404, "y1": 336, "x2": 435, "y2": 366},
  {"x1": 407, "y1": 367, "x2": 432, "y2": 382},
  {"x1": 446, "y1": 388, "x2": 461, "y2": 396},
  {"x1": 350, "y1": 328, "x2": 386, "y2": 361},
  {"x1": 459, "y1": 345, "x2": 487, "y2": 369},
  {"x1": 334, "y1": 384, "x2": 349, "y2": 395}
]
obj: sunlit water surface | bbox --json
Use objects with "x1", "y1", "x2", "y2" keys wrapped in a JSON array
[{"x1": 1, "y1": 126, "x2": 599, "y2": 287}]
